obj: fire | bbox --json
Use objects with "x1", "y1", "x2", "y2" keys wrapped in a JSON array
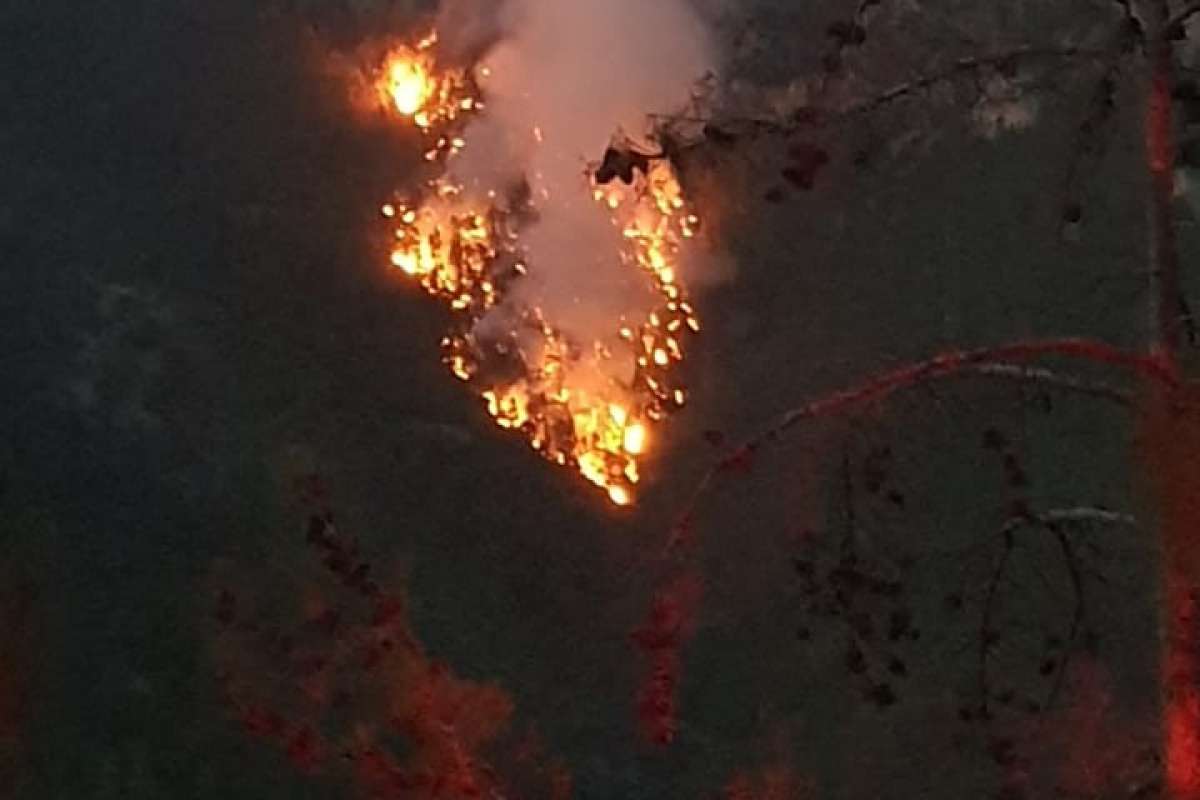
[
  {"x1": 375, "y1": 33, "x2": 477, "y2": 154},
  {"x1": 387, "y1": 56, "x2": 431, "y2": 115},
  {"x1": 372, "y1": 35, "x2": 701, "y2": 506},
  {"x1": 385, "y1": 185, "x2": 505, "y2": 311}
]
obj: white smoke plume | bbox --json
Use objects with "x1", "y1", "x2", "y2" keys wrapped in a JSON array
[{"x1": 436, "y1": 0, "x2": 718, "y2": 349}]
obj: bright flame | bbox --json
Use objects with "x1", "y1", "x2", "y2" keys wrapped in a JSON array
[
  {"x1": 623, "y1": 423, "x2": 647, "y2": 455},
  {"x1": 388, "y1": 58, "x2": 432, "y2": 116},
  {"x1": 371, "y1": 35, "x2": 701, "y2": 506},
  {"x1": 375, "y1": 33, "x2": 477, "y2": 154}
]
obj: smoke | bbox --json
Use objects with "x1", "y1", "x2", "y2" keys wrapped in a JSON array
[{"x1": 436, "y1": 0, "x2": 718, "y2": 350}]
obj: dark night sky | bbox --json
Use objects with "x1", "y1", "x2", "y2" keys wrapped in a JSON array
[{"x1": 1, "y1": 1, "x2": 1198, "y2": 798}]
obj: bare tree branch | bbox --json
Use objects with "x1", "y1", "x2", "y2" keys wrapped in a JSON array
[
  {"x1": 1167, "y1": 0, "x2": 1200, "y2": 33},
  {"x1": 996, "y1": 508, "x2": 1138, "y2": 710},
  {"x1": 677, "y1": 338, "x2": 1169, "y2": 522},
  {"x1": 655, "y1": 339, "x2": 1170, "y2": 569},
  {"x1": 656, "y1": 46, "x2": 1112, "y2": 150},
  {"x1": 1112, "y1": 0, "x2": 1147, "y2": 43},
  {"x1": 977, "y1": 508, "x2": 1137, "y2": 718},
  {"x1": 762, "y1": 339, "x2": 1167, "y2": 442},
  {"x1": 969, "y1": 363, "x2": 1134, "y2": 405},
  {"x1": 1058, "y1": 34, "x2": 1130, "y2": 239},
  {"x1": 837, "y1": 47, "x2": 1108, "y2": 120}
]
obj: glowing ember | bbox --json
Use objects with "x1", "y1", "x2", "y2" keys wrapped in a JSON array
[{"x1": 372, "y1": 35, "x2": 701, "y2": 505}]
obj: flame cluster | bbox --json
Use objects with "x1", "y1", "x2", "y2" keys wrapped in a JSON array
[
  {"x1": 377, "y1": 33, "x2": 477, "y2": 160},
  {"x1": 374, "y1": 36, "x2": 700, "y2": 506}
]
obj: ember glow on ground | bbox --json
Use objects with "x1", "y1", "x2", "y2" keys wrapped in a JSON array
[{"x1": 373, "y1": 34, "x2": 700, "y2": 506}]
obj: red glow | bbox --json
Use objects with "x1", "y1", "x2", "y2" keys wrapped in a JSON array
[
  {"x1": 1166, "y1": 584, "x2": 1200, "y2": 798},
  {"x1": 210, "y1": 482, "x2": 570, "y2": 799},
  {"x1": 723, "y1": 763, "x2": 811, "y2": 800},
  {"x1": 1140, "y1": 385, "x2": 1200, "y2": 797},
  {"x1": 631, "y1": 572, "x2": 703, "y2": 745}
]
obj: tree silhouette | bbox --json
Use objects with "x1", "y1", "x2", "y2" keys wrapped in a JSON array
[{"x1": 633, "y1": 1, "x2": 1200, "y2": 797}]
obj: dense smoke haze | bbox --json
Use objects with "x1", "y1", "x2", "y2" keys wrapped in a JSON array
[{"x1": 436, "y1": 0, "x2": 718, "y2": 350}]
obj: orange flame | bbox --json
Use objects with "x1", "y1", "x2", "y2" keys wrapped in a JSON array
[
  {"x1": 375, "y1": 32, "x2": 477, "y2": 158},
  {"x1": 372, "y1": 35, "x2": 700, "y2": 506}
]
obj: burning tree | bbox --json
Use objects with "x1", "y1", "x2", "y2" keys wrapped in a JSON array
[{"x1": 365, "y1": 24, "x2": 705, "y2": 508}]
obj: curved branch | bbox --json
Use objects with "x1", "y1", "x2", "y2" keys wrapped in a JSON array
[
  {"x1": 672, "y1": 338, "x2": 1172, "y2": 542},
  {"x1": 1000, "y1": 508, "x2": 1137, "y2": 710},
  {"x1": 762, "y1": 339, "x2": 1167, "y2": 439},
  {"x1": 980, "y1": 507, "x2": 1135, "y2": 717}
]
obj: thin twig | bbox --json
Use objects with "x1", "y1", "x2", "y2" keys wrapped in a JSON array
[
  {"x1": 1046, "y1": 524, "x2": 1085, "y2": 711},
  {"x1": 655, "y1": 46, "x2": 1110, "y2": 145},
  {"x1": 979, "y1": 528, "x2": 1016, "y2": 718}
]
